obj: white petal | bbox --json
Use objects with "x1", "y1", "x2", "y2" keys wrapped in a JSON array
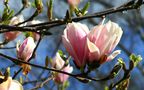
[
  {"x1": 107, "y1": 21, "x2": 123, "y2": 47},
  {"x1": 9, "y1": 80, "x2": 23, "y2": 90},
  {"x1": 52, "y1": 53, "x2": 65, "y2": 69},
  {"x1": 87, "y1": 38, "x2": 100, "y2": 54},
  {"x1": 107, "y1": 50, "x2": 121, "y2": 61},
  {"x1": 26, "y1": 20, "x2": 41, "y2": 25},
  {"x1": 10, "y1": 15, "x2": 24, "y2": 26}
]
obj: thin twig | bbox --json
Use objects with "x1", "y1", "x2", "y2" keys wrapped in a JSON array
[
  {"x1": 23, "y1": 78, "x2": 46, "y2": 85},
  {"x1": 30, "y1": 75, "x2": 53, "y2": 90},
  {"x1": 0, "y1": 1, "x2": 143, "y2": 35},
  {"x1": 14, "y1": 6, "x2": 25, "y2": 16},
  {"x1": 0, "y1": 46, "x2": 16, "y2": 49},
  {"x1": 0, "y1": 52, "x2": 113, "y2": 82}
]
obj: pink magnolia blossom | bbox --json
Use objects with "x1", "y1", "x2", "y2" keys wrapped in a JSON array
[
  {"x1": 17, "y1": 37, "x2": 36, "y2": 62},
  {"x1": 62, "y1": 21, "x2": 123, "y2": 69},
  {"x1": 62, "y1": 22, "x2": 89, "y2": 68},
  {"x1": 4, "y1": 15, "x2": 24, "y2": 42},
  {"x1": 51, "y1": 53, "x2": 73, "y2": 83},
  {"x1": 87, "y1": 21, "x2": 123, "y2": 64},
  {"x1": 0, "y1": 76, "x2": 23, "y2": 90}
]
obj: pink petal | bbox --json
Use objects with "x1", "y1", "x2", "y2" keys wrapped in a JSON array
[
  {"x1": 63, "y1": 22, "x2": 89, "y2": 67},
  {"x1": 62, "y1": 35, "x2": 80, "y2": 66}
]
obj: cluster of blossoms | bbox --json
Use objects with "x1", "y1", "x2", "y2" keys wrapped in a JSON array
[
  {"x1": 4, "y1": 15, "x2": 38, "y2": 66},
  {"x1": 49, "y1": 20, "x2": 123, "y2": 83},
  {"x1": 0, "y1": 15, "x2": 39, "y2": 89},
  {"x1": 3, "y1": 14, "x2": 123, "y2": 85},
  {"x1": 0, "y1": 0, "x2": 125, "y2": 89},
  {"x1": 62, "y1": 21, "x2": 123, "y2": 69},
  {"x1": 3, "y1": 15, "x2": 38, "y2": 75}
]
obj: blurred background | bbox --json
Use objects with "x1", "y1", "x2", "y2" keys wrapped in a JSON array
[{"x1": 0, "y1": 0, "x2": 144, "y2": 90}]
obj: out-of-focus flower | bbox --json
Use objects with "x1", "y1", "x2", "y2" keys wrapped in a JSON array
[
  {"x1": 62, "y1": 22, "x2": 89, "y2": 68},
  {"x1": 68, "y1": 0, "x2": 81, "y2": 15},
  {"x1": 9, "y1": 15, "x2": 24, "y2": 26},
  {"x1": 87, "y1": 21, "x2": 123, "y2": 64},
  {"x1": 4, "y1": 32, "x2": 20, "y2": 43},
  {"x1": 26, "y1": 20, "x2": 41, "y2": 41},
  {"x1": 51, "y1": 53, "x2": 73, "y2": 83},
  {"x1": 68, "y1": 0, "x2": 80, "y2": 6},
  {"x1": 17, "y1": 37, "x2": 36, "y2": 62},
  {"x1": 4, "y1": 15, "x2": 24, "y2": 42},
  {"x1": 0, "y1": 76, "x2": 23, "y2": 90}
]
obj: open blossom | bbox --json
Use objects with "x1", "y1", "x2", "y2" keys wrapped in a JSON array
[
  {"x1": 4, "y1": 15, "x2": 24, "y2": 42},
  {"x1": 26, "y1": 20, "x2": 41, "y2": 41},
  {"x1": 17, "y1": 37, "x2": 36, "y2": 62},
  {"x1": 87, "y1": 21, "x2": 123, "y2": 64},
  {"x1": 62, "y1": 21, "x2": 123, "y2": 68},
  {"x1": 62, "y1": 22, "x2": 89, "y2": 68},
  {"x1": 0, "y1": 76, "x2": 23, "y2": 90},
  {"x1": 51, "y1": 53, "x2": 73, "y2": 83}
]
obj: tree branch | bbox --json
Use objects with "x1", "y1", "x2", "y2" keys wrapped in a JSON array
[{"x1": 0, "y1": 0, "x2": 143, "y2": 35}]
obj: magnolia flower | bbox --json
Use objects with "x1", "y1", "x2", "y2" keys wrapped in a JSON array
[
  {"x1": 62, "y1": 21, "x2": 123, "y2": 69},
  {"x1": 51, "y1": 53, "x2": 73, "y2": 83},
  {"x1": 62, "y1": 22, "x2": 89, "y2": 68},
  {"x1": 0, "y1": 76, "x2": 23, "y2": 90},
  {"x1": 4, "y1": 15, "x2": 24, "y2": 42},
  {"x1": 87, "y1": 21, "x2": 123, "y2": 64},
  {"x1": 26, "y1": 20, "x2": 41, "y2": 41},
  {"x1": 17, "y1": 37, "x2": 36, "y2": 62}
]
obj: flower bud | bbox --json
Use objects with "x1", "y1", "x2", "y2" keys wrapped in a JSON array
[
  {"x1": 51, "y1": 53, "x2": 73, "y2": 84},
  {"x1": 17, "y1": 37, "x2": 36, "y2": 61},
  {"x1": 35, "y1": 0, "x2": 43, "y2": 13}
]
